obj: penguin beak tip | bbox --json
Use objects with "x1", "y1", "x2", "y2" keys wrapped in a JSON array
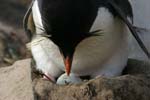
[{"x1": 65, "y1": 56, "x2": 72, "y2": 76}]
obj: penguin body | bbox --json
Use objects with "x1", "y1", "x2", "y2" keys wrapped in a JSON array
[
  {"x1": 24, "y1": 0, "x2": 149, "y2": 82},
  {"x1": 71, "y1": 7, "x2": 129, "y2": 77}
]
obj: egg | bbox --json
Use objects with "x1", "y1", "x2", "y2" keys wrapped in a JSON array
[{"x1": 56, "y1": 73, "x2": 82, "y2": 85}]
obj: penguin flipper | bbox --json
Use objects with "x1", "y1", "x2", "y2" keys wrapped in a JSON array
[
  {"x1": 23, "y1": 0, "x2": 35, "y2": 40},
  {"x1": 108, "y1": 0, "x2": 150, "y2": 59}
]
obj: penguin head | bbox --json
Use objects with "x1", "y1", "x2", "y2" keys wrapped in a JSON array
[
  {"x1": 50, "y1": 29, "x2": 93, "y2": 76},
  {"x1": 38, "y1": 0, "x2": 98, "y2": 76}
]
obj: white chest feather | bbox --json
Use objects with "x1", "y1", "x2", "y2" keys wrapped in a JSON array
[{"x1": 71, "y1": 7, "x2": 129, "y2": 75}]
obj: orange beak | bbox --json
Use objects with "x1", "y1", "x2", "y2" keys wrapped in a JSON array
[{"x1": 64, "y1": 56, "x2": 72, "y2": 76}]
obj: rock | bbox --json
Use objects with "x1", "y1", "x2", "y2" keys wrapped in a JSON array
[
  {"x1": 1, "y1": 59, "x2": 150, "y2": 100},
  {"x1": 0, "y1": 59, "x2": 34, "y2": 100},
  {"x1": 123, "y1": 59, "x2": 150, "y2": 75},
  {"x1": 33, "y1": 59, "x2": 150, "y2": 100},
  {"x1": 34, "y1": 75, "x2": 150, "y2": 100}
]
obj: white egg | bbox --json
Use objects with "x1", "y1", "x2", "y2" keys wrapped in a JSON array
[{"x1": 56, "y1": 73, "x2": 82, "y2": 85}]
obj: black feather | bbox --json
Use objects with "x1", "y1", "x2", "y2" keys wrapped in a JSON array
[{"x1": 108, "y1": 0, "x2": 150, "y2": 59}]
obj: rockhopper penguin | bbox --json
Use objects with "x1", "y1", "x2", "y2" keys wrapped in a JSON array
[{"x1": 24, "y1": 0, "x2": 150, "y2": 82}]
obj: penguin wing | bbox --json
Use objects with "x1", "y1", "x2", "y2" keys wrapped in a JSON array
[
  {"x1": 108, "y1": 0, "x2": 150, "y2": 59},
  {"x1": 23, "y1": 0, "x2": 35, "y2": 40},
  {"x1": 113, "y1": 0, "x2": 133, "y2": 21}
]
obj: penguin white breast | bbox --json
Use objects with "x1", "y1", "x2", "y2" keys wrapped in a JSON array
[
  {"x1": 31, "y1": 36, "x2": 64, "y2": 78},
  {"x1": 70, "y1": 7, "x2": 129, "y2": 76}
]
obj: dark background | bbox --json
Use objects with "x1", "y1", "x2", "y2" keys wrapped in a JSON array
[{"x1": 0, "y1": 0, "x2": 31, "y2": 66}]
